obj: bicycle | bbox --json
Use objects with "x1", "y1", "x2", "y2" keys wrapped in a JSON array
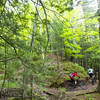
[
  {"x1": 68, "y1": 78, "x2": 87, "y2": 91},
  {"x1": 74, "y1": 79, "x2": 88, "y2": 90},
  {"x1": 89, "y1": 74, "x2": 96, "y2": 85}
]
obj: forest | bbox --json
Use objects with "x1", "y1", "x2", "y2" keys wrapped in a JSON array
[{"x1": 0, "y1": 0, "x2": 100, "y2": 100}]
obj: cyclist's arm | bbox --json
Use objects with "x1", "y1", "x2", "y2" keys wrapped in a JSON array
[{"x1": 74, "y1": 73, "x2": 80, "y2": 77}]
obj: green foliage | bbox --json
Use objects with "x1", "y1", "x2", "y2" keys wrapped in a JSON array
[
  {"x1": 84, "y1": 94, "x2": 96, "y2": 100},
  {"x1": 0, "y1": 80, "x2": 18, "y2": 88},
  {"x1": 45, "y1": 59, "x2": 88, "y2": 87},
  {"x1": 59, "y1": 87, "x2": 66, "y2": 93},
  {"x1": 61, "y1": 10, "x2": 84, "y2": 59},
  {"x1": 62, "y1": 61, "x2": 88, "y2": 79},
  {"x1": 0, "y1": 0, "x2": 99, "y2": 99}
]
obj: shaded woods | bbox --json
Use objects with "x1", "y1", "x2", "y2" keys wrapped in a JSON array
[{"x1": 0, "y1": 0, "x2": 100, "y2": 100}]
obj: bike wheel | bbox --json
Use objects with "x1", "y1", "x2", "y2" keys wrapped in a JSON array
[
  {"x1": 91, "y1": 75, "x2": 96, "y2": 85},
  {"x1": 79, "y1": 81, "x2": 87, "y2": 90}
]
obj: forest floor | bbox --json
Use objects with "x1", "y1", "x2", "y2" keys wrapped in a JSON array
[
  {"x1": 0, "y1": 55, "x2": 99, "y2": 99},
  {"x1": 61, "y1": 79, "x2": 97, "y2": 91},
  {"x1": 0, "y1": 74, "x2": 99, "y2": 100},
  {"x1": 46, "y1": 80, "x2": 99, "y2": 100}
]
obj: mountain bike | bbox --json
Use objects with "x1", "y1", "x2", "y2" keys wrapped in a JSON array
[
  {"x1": 68, "y1": 78, "x2": 87, "y2": 91},
  {"x1": 89, "y1": 74, "x2": 96, "y2": 85},
  {"x1": 75, "y1": 79, "x2": 88, "y2": 90}
]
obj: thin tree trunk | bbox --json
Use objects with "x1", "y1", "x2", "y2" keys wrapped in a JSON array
[
  {"x1": 30, "y1": 2, "x2": 38, "y2": 99},
  {"x1": 97, "y1": 9, "x2": 100, "y2": 92},
  {"x1": 1, "y1": 42, "x2": 7, "y2": 91},
  {"x1": 30, "y1": 13, "x2": 37, "y2": 47}
]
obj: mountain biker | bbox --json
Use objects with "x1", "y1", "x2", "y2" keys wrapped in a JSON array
[
  {"x1": 88, "y1": 68, "x2": 94, "y2": 78},
  {"x1": 69, "y1": 71, "x2": 80, "y2": 85},
  {"x1": 88, "y1": 68, "x2": 96, "y2": 85}
]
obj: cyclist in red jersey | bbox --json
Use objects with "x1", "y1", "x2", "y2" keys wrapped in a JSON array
[{"x1": 69, "y1": 72, "x2": 80, "y2": 84}]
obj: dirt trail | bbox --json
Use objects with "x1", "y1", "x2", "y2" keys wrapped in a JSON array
[
  {"x1": 46, "y1": 80, "x2": 98, "y2": 96},
  {"x1": 0, "y1": 80, "x2": 98, "y2": 100},
  {"x1": 61, "y1": 80, "x2": 97, "y2": 92}
]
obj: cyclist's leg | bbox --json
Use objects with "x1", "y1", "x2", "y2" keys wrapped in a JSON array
[
  {"x1": 68, "y1": 78, "x2": 76, "y2": 90},
  {"x1": 71, "y1": 78, "x2": 76, "y2": 88},
  {"x1": 88, "y1": 74, "x2": 91, "y2": 83},
  {"x1": 71, "y1": 78, "x2": 74, "y2": 83},
  {"x1": 92, "y1": 74, "x2": 96, "y2": 85},
  {"x1": 73, "y1": 78, "x2": 77, "y2": 88}
]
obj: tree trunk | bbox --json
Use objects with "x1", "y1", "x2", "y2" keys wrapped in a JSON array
[
  {"x1": 97, "y1": 9, "x2": 100, "y2": 92},
  {"x1": 1, "y1": 42, "x2": 7, "y2": 91}
]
